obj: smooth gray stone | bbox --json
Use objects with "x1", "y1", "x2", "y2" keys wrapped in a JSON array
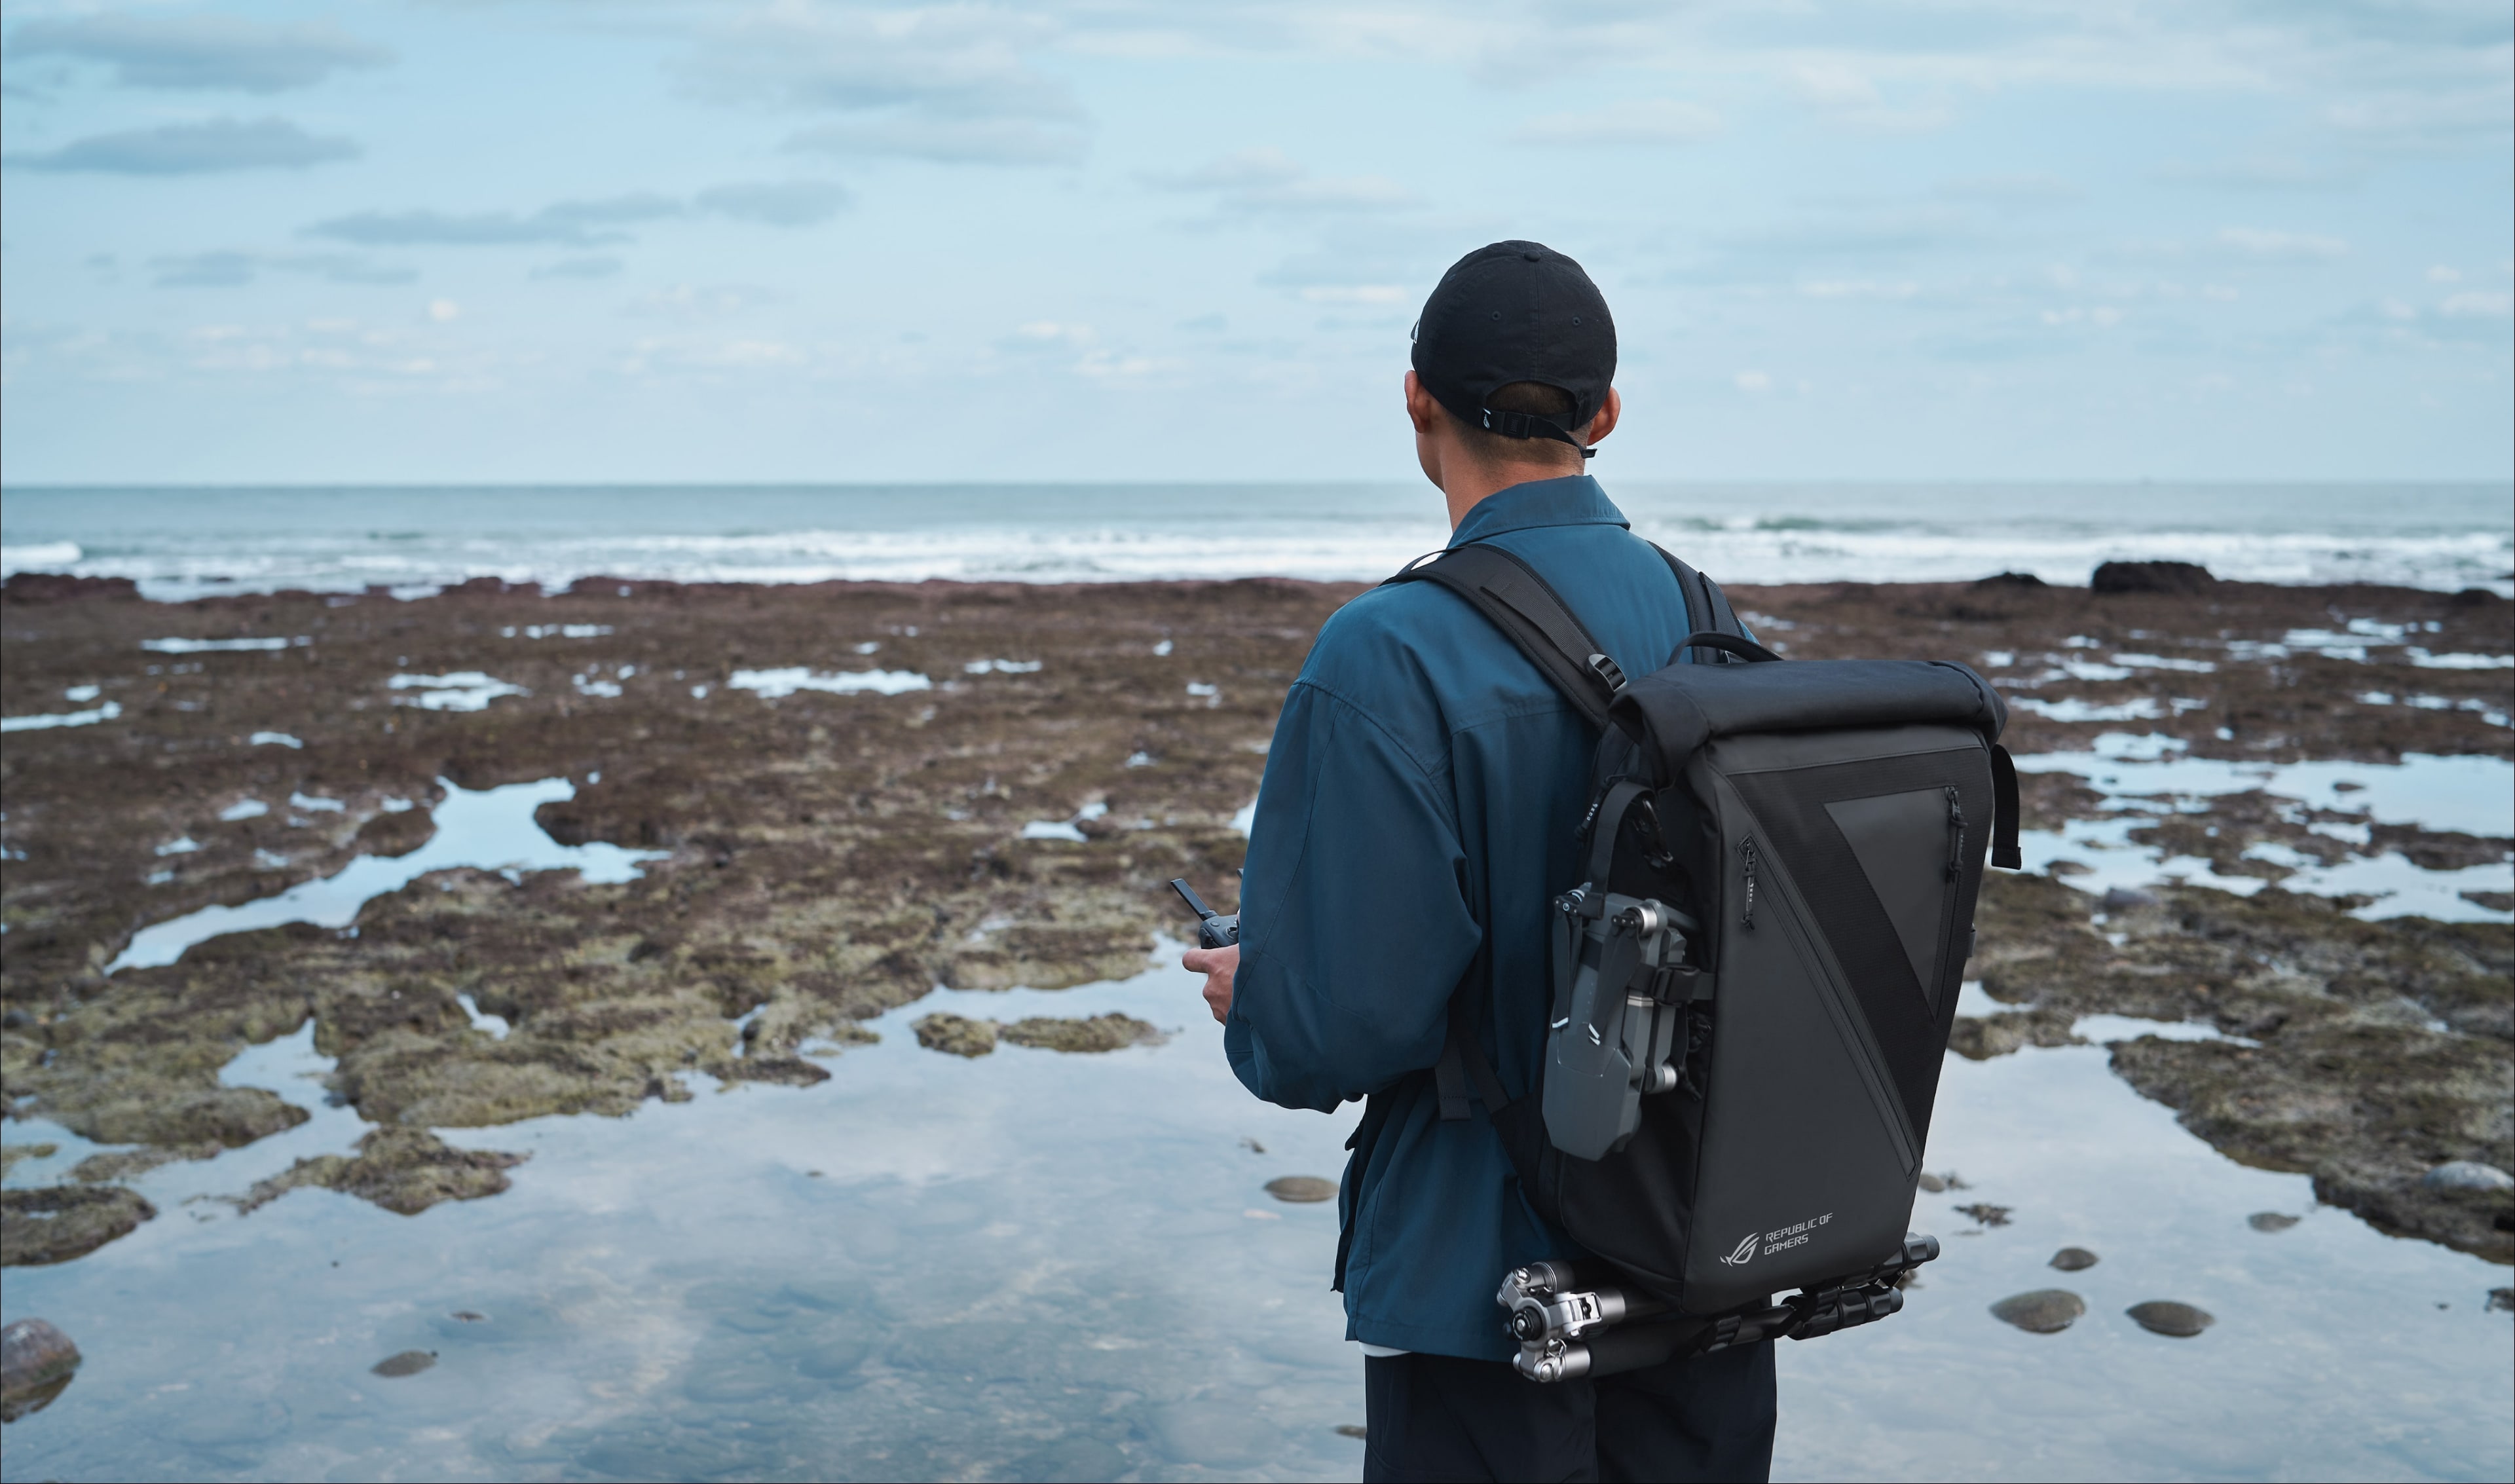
[
  {"x1": 2127, "y1": 1301, "x2": 2215, "y2": 1337},
  {"x1": 371, "y1": 1350, "x2": 436, "y2": 1377},
  {"x1": 1265, "y1": 1176, "x2": 1337, "y2": 1203},
  {"x1": 2248, "y1": 1212, "x2": 2301, "y2": 1232},
  {"x1": 1990, "y1": 1290, "x2": 2085, "y2": 1333},
  {"x1": 2049, "y1": 1247, "x2": 2100, "y2": 1271},
  {"x1": 2421, "y1": 1160, "x2": 2514, "y2": 1192}
]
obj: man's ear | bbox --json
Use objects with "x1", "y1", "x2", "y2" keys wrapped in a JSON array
[
  {"x1": 1584, "y1": 386, "x2": 1622, "y2": 447},
  {"x1": 1404, "y1": 369, "x2": 1444, "y2": 436}
]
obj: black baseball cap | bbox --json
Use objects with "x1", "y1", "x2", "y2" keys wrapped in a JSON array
[{"x1": 1410, "y1": 240, "x2": 1616, "y2": 456}]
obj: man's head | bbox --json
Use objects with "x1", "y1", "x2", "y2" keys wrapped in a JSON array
[{"x1": 1406, "y1": 242, "x2": 1620, "y2": 498}]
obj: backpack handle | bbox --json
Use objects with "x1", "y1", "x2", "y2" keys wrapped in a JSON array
[{"x1": 1677, "y1": 631, "x2": 1783, "y2": 664}]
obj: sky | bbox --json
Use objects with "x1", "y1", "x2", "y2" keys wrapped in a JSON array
[{"x1": 1, "y1": 1, "x2": 2508, "y2": 486}]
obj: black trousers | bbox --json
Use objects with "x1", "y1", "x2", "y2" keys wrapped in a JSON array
[{"x1": 1362, "y1": 1343, "x2": 1776, "y2": 1483}]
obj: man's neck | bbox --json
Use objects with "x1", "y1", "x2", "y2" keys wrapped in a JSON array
[{"x1": 1443, "y1": 463, "x2": 1581, "y2": 530}]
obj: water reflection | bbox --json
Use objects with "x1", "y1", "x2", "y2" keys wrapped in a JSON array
[{"x1": 3, "y1": 955, "x2": 2508, "y2": 1481}]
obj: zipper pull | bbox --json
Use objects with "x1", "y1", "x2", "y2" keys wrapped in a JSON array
[
  {"x1": 1740, "y1": 837, "x2": 1759, "y2": 932},
  {"x1": 1944, "y1": 786, "x2": 1967, "y2": 881}
]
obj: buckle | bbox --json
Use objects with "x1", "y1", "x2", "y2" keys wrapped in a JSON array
[{"x1": 1586, "y1": 652, "x2": 1628, "y2": 693}]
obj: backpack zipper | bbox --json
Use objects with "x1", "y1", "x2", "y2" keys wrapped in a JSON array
[
  {"x1": 1943, "y1": 787, "x2": 1967, "y2": 881},
  {"x1": 1740, "y1": 836, "x2": 1759, "y2": 932}
]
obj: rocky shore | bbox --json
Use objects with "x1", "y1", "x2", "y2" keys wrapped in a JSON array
[{"x1": 2, "y1": 568, "x2": 2507, "y2": 1264}]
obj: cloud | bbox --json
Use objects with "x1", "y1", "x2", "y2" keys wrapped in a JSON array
[
  {"x1": 1785, "y1": 59, "x2": 1951, "y2": 132},
  {"x1": 684, "y1": 8, "x2": 1089, "y2": 166},
  {"x1": 1148, "y1": 147, "x2": 1418, "y2": 216},
  {"x1": 629, "y1": 284, "x2": 785, "y2": 320},
  {"x1": 2440, "y1": 291, "x2": 2512, "y2": 318},
  {"x1": 7, "y1": 117, "x2": 356, "y2": 174},
  {"x1": 2153, "y1": 155, "x2": 2362, "y2": 191},
  {"x1": 1799, "y1": 279, "x2": 1920, "y2": 299},
  {"x1": 693, "y1": 179, "x2": 852, "y2": 226},
  {"x1": 531, "y1": 256, "x2": 624, "y2": 281},
  {"x1": 307, "y1": 195, "x2": 684, "y2": 248},
  {"x1": 1933, "y1": 172, "x2": 2077, "y2": 205},
  {"x1": 2216, "y1": 226, "x2": 2351, "y2": 260},
  {"x1": 305, "y1": 181, "x2": 856, "y2": 251},
  {"x1": 999, "y1": 320, "x2": 1095, "y2": 352},
  {"x1": 7, "y1": 12, "x2": 392, "y2": 93},
  {"x1": 1512, "y1": 100, "x2": 1722, "y2": 147},
  {"x1": 151, "y1": 250, "x2": 414, "y2": 288},
  {"x1": 787, "y1": 115, "x2": 1083, "y2": 166}
]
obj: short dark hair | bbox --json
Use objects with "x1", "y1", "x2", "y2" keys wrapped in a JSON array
[{"x1": 1449, "y1": 380, "x2": 1584, "y2": 469}]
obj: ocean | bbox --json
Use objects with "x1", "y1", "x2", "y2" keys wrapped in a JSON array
[{"x1": 4, "y1": 482, "x2": 2510, "y2": 598}]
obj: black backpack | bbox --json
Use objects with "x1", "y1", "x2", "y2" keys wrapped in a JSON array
[{"x1": 1385, "y1": 541, "x2": 2020, "y2": 1382}]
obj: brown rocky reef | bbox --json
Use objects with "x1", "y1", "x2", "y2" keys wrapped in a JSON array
[
  {"x1": 1962, "y1": 871, "x2": 2512, "y2": 1260},
  {"x1": 3, "y1": 574, "x2": 1330, "y2": 1250},
  {"x1": 2, "y1": 570, "x2": 2507, "y2": 1263}
]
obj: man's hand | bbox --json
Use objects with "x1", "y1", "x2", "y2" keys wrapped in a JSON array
[{"x1": 1183, "y1": 944, "x2": 1240, "y2": 1024}]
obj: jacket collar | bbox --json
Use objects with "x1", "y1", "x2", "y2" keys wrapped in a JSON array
[{"x1": 1448, "y1": 475, "x2": 1630, "y2": 547}]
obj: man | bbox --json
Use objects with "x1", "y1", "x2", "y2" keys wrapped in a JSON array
[{"x1": 1183, "y1": 242, "x2": 1776, "y2": 1483}]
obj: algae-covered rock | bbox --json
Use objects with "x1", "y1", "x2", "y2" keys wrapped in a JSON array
[
  {"x1": 2110, "y1": 1026, "x2": 2514, "y2": 1260},
  {"x1": 913, "y1": 1014, "x2": 997, "y2": 1058},
  {"x1": 22, "y1": 1083, "x2": 308, "y2": 1151},
  {"x1": 70, "y1": 1145, "x2": 213, "y2": 1183},
  {"x1": 1, "y1": 1317, "x2": 81, "y2": 1422},
  {"x1": 1000, "y1": 1014, "x2": 1164, "y2": 1053},
  {"x1": 234, "y1": 1128, "x2": 526, "y2": 1217},
  {"x1": 1, "y1": 1185, "x2": 156, "y2": 1265},
  {"x1": 1947, "y1": 1008, "x2": 2081, "y2": 1060},
  {"x1": 0, "y1": 1143, "x2": 56, "y2": 1177},
  {"x1": 715, "y1": 1054, "x2": 832, "y2": 1087}
]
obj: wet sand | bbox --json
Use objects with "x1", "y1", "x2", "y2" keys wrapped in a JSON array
[{"x1": 1, "y1": 569, "x2": 2508, "y2": 1265}]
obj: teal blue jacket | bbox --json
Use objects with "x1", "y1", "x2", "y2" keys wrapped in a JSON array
[{"x1": 1226, "y1": 475, "x2": 1724, "y2": 1360}]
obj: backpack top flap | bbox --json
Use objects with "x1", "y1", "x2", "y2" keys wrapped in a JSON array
[{"x1": 1611, "y1": 658, "x2": 2006, "y2": 776}]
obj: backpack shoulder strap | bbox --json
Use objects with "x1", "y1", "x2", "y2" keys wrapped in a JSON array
[
  {"x1": 1385, "y1": 544, "x2": 1622, "y2": 730},
  {"x1": 1648, "y1": 543, "x2": 1749, "y2": 665}
]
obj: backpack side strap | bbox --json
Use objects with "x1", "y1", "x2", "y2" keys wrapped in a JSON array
[
  {"x1": 1649, "y1": 544, "x2": 1749, "y2": 664},
  {"x1": 1388, "y1": 544, "x2": 1622, "y2": 730},
  {"x1": 1989, "y1": 744, "x2": 2022, "y2": 870}
]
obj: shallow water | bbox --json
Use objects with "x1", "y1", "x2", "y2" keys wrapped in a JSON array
[
  {"x1": 3, "y1": 957, "x2": 2508, "y2": 1482},
  {"x1": 107, "y1": 778, "x2": 665, "y2": 973},
  {"x1": 7, "y1": 739, "x2": 2510, "y2": 1479},
  {"x1": 2012, "y1": 740, "x2": 2514, "y2": 923}
]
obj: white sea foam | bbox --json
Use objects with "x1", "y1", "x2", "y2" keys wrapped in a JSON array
[
  {"x1": 730, "y1": 667, "x2": 932, "y2": 698},
  {"x1": 142, "y1": 636, "x2": 303, "y2": 653},
  {"x1": 0, "y1": 540, "x2": 82, "y2": 574},
  {"x1": 1, "y1": 699, "x2": 122, "y2": 732},
  {"x1": 388, "y1": 672, "x2": 527, "y2": 711},
  {"x1": 5, "y1": 484, "x2": 2505, "y2": 599}
]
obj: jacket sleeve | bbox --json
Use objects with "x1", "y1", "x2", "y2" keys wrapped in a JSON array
[{"x1": 1223, "y1": 678, "x2": 1483, "y2": 1113}]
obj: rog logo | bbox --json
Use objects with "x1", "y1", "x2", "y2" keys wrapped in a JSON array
[{"x1": 1718, "y1": 1233, "x2": 1758, "y2": 1267}]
